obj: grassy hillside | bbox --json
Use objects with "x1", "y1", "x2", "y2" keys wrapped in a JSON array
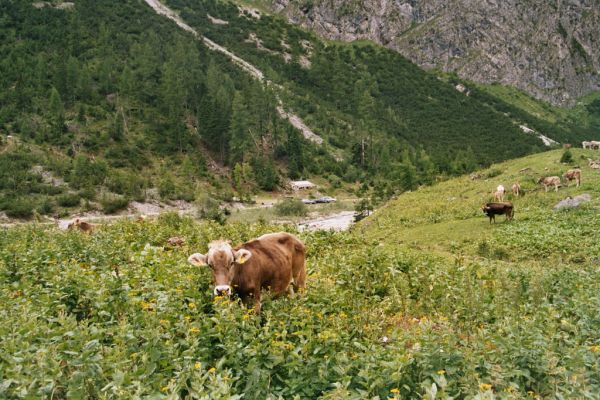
[
  {"x1": 359, "y1": 148, "x2": 600, "y2": 257},
  {"x1": 1, "y1": 149, "x2": 599, "y2": 398}
]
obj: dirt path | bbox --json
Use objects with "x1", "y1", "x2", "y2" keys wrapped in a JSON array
[{"x1": 143, "y1": 0, "x2": 322, "y2": 145}]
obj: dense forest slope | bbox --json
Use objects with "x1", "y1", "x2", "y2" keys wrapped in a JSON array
[
  {"x1": 270, "y1": 0, "x2": 600, "y2": 106},
  {"x1": 0, "y1": 0, "x2": 597, "y2": 219},
  {"x1": 1, "y1": 149, "x2": 599, "y2": 398}
]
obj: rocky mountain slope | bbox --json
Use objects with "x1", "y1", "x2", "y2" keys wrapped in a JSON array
[{"x1": 271, "y1": 0, "x2": 600, "y2": 106}]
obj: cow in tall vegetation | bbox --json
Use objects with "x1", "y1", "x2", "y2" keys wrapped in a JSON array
[
  {"x1": 188, "y1": 232, "x2": 306, "y2": 313},
  {"x1": 67, "y1": 218, "x2": 95, "y2": 233}
]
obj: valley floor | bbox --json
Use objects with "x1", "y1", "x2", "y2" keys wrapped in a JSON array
[{"x1": 1, "y1": 149, "x2": 599, "y2": 398}]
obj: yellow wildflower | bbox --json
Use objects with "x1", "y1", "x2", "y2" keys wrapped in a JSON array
[
  {"x1": 184, "y1": 316, "x2": 191, "y2": 322},
  {"x1": 390, "y1": 388, "x2": 400, "y2": 394},
  {"x1": 159, "y1": 319, "x2": 169, "y2": 326},
  {"x1": 479, "y1": 383, "x2": 492, "y2": 391},
  {"x1": 208, "y1": 367, "x2": 216, "y2": 373},
  {"x1": 194, "y1": 362, "x2": 202, "y2": 369},
  {"x1": 437, "y1": 370, "x2": 445, "y2": 375},
  {"x1": 591, "y1": 345, "x2": 600, "y2": 352},
  {"x1": 188, "y1": 302, "x2": 196, "y2": 310},
  {"x1": 189, "y1": 327, "x2": 200, "y2": 334},
  {"x1": 160, "y1": 386, "x2": 169, "y2": 393}
]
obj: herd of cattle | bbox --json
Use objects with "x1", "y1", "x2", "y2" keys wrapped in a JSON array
[
  {"x1": 483, "y1": 168, "x2": 583, "y2": 223},
  {"x1": 582, "y1": 141, "x2": 600, "y2": 149}
]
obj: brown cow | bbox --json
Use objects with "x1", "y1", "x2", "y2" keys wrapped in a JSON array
[
  {"x1": 188, "y1": 232, "x2": 306, "y2": 313},
  {"x1": 511, "y1": 182, "x2": 521, "y2": 197},
  {"x1": 67, "y1": 218, "x2": 95, "y2": 233},
  {"x1": 167, "y1": 236, "x2": 185, "y2": 247},
  {"x1": 482, "y1": 202, "x2": 514, "y2": 224},
  {"x1": 538, "y1": 176, "x2": 561, "y2": 192},
  {"x1": 563, "y1": 169, "x2": 581, "y2": 187}
]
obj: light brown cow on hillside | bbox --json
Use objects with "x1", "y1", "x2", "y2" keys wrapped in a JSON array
[
  {"x1": 511, "y1": 182, "x2": 521, "y2": 197},
  {"x1": 538, "y1": 176, "x2": 561, "y2": 192},
  {"x1": 67, "y1": 218, "x2": 95, "y2": 233},
  {"x1": 188, "y1": 232, "x2": 306, "y2": 313},
  {"x1": 563, "y1": 169, "x2": 582, "y2": 187},
  {"x1": 493, "y1": 184, "x2": 505, "y2": 202}
]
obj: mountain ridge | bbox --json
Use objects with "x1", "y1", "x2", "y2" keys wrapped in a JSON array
[{"x1": 270, "y1": 0, "x2": 600, "y2": 106}]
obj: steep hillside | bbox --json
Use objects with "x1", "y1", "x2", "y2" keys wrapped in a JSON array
[
  {"x1": 0, "y1": 0, "x2": 595, "y2": 220},
  {"x1": 0, "y1": 0, "x2": 335, "y2": 218},
  {"x1": 359, "y1": 148, "x2": 600, "y2": 258},
  {"x1": 270, "y1": 0, "x2": 600, "y2": 106},
  {"x1": 2, "y1": 150, "x2": 599, "y2": 398}
]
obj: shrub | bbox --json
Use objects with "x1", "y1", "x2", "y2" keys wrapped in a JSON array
[
  {"x1": 1, "y1": 197, "x2": 35, "y2": 218},
  {"x1": 37, "y1": 198, "x2": 55, "y2": 215},
  {"x1": 100, "y1": 194, "x2": 129, "y2": 214},
  {"x1": 275, "y1": 198, "x2": 307, "y2": 216},
  {"x1": 196, "y1": 193, "x2": 227, "y2": 225},
  {"x1": 57, "y1": 193, "x2": 81, "y2": 207},
  {"x1": 560, "y1": 149, "x2": 573, "y2": 164}
]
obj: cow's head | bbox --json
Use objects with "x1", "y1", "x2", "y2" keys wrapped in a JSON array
[{"x1": 188, "y1": 240, "x2": 252, "y2": 296}]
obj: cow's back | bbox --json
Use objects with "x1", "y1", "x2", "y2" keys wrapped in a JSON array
[{"x1": 235, "y1": 233, "x2": 305, "y2": 294}]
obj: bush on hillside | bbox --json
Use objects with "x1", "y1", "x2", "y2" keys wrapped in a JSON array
[
  {"x1": 560, "y1": 149, "x2": 573, "y2": 164},
  {"x1": 196, "y1": 193, "x2": 228, "y2": 225},
  {"x1": 57, "y1": 193, "x2": 81, "y2": 208},
  {"x1": 1, "y1": 197, "x2": 35, "y2": 219},
  {"x1": 275, "y1": 198, "x2": 307, "y2": 217},
  {"x1": 100, "y1": 194, "x2": 129, "y2": 214}
]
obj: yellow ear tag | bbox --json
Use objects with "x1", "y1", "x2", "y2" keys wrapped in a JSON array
[{"x1": 238, "y1": 255, "x2": 247, "y2": 264}]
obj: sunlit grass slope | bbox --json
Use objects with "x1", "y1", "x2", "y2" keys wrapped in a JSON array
[
  {"x1": 360, "y1": 148, "x2": 600, "y2": 259},
  {"x1": 1, "y1": 149, "x2": 599, "y2": 399}
]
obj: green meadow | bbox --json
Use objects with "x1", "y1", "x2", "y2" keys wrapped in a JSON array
[{"x1": 1, "y1": 149, "x2": 599, "y2": 399}]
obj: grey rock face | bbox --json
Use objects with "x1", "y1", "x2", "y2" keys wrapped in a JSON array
[{"x1": 271, "y1": 0, "x2": 600, "y2": 106}]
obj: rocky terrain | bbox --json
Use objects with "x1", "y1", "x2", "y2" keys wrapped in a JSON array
[{"x1": 271, "y1": 0, "x2": 600, "y2": 105}]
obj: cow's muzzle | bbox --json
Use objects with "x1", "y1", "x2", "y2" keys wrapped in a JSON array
[{"x1": 214, "y1": 285, "x2": 232, "y2": 296}]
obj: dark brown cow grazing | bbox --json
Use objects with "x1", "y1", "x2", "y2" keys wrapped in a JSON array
[
  {"x1": 563, "y1": 169, "x2": 581, "y2": 187},
  {"x1": 482, "y1": 202, "x2": 514, "y2": 224},
  {"x1": 188, "y1": 232, "x2": 306, "y2": 313},
  {"x1": 67, "y1": 218, "x2": 95, "y2": 233}
]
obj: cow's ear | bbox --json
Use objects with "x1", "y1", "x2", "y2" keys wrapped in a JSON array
[
  {"x1": 188, "y1": 253, "x2": 208, "y2": 266},
  {"x1": 234, "y1": 249, "x2": 252, "y2": 264}
]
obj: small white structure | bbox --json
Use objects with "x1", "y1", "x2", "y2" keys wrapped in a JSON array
[{"x1": 290, "y1": 180, "x2": 316, "y2": 191}]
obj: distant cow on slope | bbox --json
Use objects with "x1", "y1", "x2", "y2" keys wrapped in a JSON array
[
  {"x1": 563, "y1": 169, "x2": 581, "y2": 187},
  {"x1": 511, "y1": 182, "x2": 521, "y2": 197},
  {"x1": 538, "y1": 176, "x2": 561, "y2": 192},
  {"x1": 482, "y1": 202, "x2": 514, "y2": 224},
  {"x1": 188, "y1": 232, "x2": 306, "y2": 313},
  {"x1": 493, "y1": 185, "x2": 505, "y2": 202}
]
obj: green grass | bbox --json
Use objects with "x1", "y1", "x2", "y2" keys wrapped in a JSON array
[
  {"x1": 1, "y1": 151, "x2": 600, "y2": 398},
  {"x1": 360, "y1": 148, "x2": 600, "y2": 257}
]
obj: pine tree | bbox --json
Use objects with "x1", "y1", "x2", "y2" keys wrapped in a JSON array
[
  {"x1": 228, "y1": 92, "x2": 251, "y2": 165},
  {"x1": 48, "y1": 87, "x2": 66, "y2": 143}
]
